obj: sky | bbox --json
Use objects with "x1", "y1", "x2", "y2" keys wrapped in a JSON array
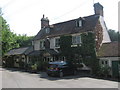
[{"x1": 0, "y1": 0, "x2": 119, "y2": 36}]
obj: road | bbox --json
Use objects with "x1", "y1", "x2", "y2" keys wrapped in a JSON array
[{"x1": 1, "y1": 68, "x2": 118, "y2": 88}]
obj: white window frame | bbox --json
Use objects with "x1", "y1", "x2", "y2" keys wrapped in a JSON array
[
  {"x1": 40, "y1": 40, "x2": 45, "y2": 49},
  {"x1": 45, "y1": 28, "x2": 50, "y2": 33},
  {"x1": 79, "y1": 20, "x2": 82, "y2": 27},
  {"x1": 55, "y1": 38, "x2": 60, "y2": 48},
  {"x1": 76, "y1": 20, "x2": 82, "y2": 27},
  {"x1": 72, "y1": 35, "x2": 81, "y2": 45}
]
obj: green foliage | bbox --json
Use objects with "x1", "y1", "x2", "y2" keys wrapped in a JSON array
[
  {"x1": 81, "y1": 32, "x2": 99, "y2": 75},
  {"x1": 97, "y1": 65, "x2": 111, "y2": 77},
  {"x1": 81, "y1": 32, "x2": 96, "y2": 55},
  {"x1": 108, "y1": 29, "x2": 120, "y2": 42},
  {"x1": 16, "y1": 34, "x2": 33, "y2": 47},
  {"x1": 60, "y1": 35, "x2": 73, "y2": 61},
  {"x1": 1, "y1": 13, "x2": 34, "y2": 56},
  {"x1": 31, "y1": 64, "x2": 37, "y2": 71},
  {"x1": 32, "y1": 60, "x2": 49, "y2": 71},
  {"x1": 42, "y1": 61, "x2": 49, "y2": 70},
  {"x1": 1, "y1": 16, "x2": 19, "y2": 55},
  {"x1": 59, "y1": 33, "x2": 99, "y2": 75}
]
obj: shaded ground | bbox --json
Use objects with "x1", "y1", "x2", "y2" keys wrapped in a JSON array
[{"x1": 2, "y1": 68, "x2": 119, "y2": 88}]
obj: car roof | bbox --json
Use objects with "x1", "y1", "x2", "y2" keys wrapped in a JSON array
[{"x1": 49, "y1": 61, "x2": 67, "y2": 65}]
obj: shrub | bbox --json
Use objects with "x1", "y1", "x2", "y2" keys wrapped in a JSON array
[
  {"x1": 97, "y1": 65, "x2": 111, "y2": 77},
  {"x1": 31, "y1": 64, "x2": 37, "y2": 71},
  {"x1": 42, "y1": 61, "x2": 49, "y2": 71}
]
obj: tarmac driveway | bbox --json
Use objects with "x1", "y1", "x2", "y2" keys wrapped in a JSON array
[{"x1": 1, "y1": 68, "x2": 119, "y2": 88}]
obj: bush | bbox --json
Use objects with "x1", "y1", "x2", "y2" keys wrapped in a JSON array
[
  {"x1": 42, "y1": 61, "x2": 49, "y2": 71},
  {"x1": 33, "y1": 61, "x2": 49, "y2": 71},
  {"x1": 31, "y1": 64, "x2": 37, "y2": 71},
  {"x1": 97, "y1": 65, "x2": 111, "y2": 77},
  {"x1": 35, "y1": 61, "x2": 42, "y2": 70}
]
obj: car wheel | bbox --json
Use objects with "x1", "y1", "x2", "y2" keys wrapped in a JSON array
[
  {"x1": 47, "y1": 73, "x2": 51, "y2": 76},
  {"x1": 59, "y1": 72, "x2": 63, "y2": 78}
]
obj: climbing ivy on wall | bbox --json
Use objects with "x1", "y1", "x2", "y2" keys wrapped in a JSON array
[
  {"x1": 81, "y1": 32, "x2": 99, "y2": 75},
  {"x1": 60, "y1": 35, "x2": 73, "y2": 61},
  {"x1": 60, "y1": 33, "x2": 99, "y2": 75}
]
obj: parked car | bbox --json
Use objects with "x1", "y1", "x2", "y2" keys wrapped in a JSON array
[{"x1": 46, "y1": 61, "x2": 77, "y2": 77}]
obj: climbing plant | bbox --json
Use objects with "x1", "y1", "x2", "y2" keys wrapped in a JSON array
[
  {"x1": 60, "y1": 35, "x2": 73, "y2": 61},
  {"x1": 81, "y1": 32, "x2": 99, "y2": 75},
  {"x1": 59, "y1": 33, "x2": 100, "y2": 75}
]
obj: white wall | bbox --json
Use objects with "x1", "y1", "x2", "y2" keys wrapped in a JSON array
[
  {"x1": 50, "y1": 38, "x2": 55, "y2": 49},
  {"x1": 50, "y1": 37, "x2": 60, "y2": 49},
  {"x1": 99, "y1": 57, "x2": 119, "y2": 76},
  {"x1": 33, "y1": 38, "x2": 56, "y2": 50},
  {"x1": 34, "y1": 40, "x2": 40, "y2": 50},
  {"x1": 99, "y1": 16, "x2": 111, "y2": 43},
  {"x1": 100, "y1": 57, "x2": 119, "y2": 67}
]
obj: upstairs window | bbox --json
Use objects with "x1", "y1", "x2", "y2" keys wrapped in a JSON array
[
  {"x1": 40, "y1": 40, "x2": 45, "y2": 49},
  {"x1": 55, "y1": 38, "x2": 60, "y2": 47},
  {"x1": 76, "y1": 20, "x2": 82, "y2": 27},
  {"x1": 72, "y1": 35, "x2": 81, "y2": 45},
  {"x1": 45, "y1": 28, "x2": 50, "y2": 33}
]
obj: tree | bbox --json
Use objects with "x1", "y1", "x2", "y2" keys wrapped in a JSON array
[
  {"x1": 0, "y1": 8, "x2": 34, "y2": 56},
  {"x1": 16, "y1": 34, "x2": 33, "y2": 47},
  {"x1": 108, "y1": 29, "x2": 120, "y2": 41},
  {"x1": 1, "y1": 16, "x2": 19, "y2": 56}
]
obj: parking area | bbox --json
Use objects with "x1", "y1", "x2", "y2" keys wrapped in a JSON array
[{"x1": 1, "y1": 68, "x2": 118, "y2": 88}]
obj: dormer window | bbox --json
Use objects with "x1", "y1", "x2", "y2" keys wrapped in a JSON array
[
  {"x1": 76, "y1": 20, "x2": 82, "y2": 27},
  {"x1": 45, "y1": 28, "x2": 50, "y2": 33}
]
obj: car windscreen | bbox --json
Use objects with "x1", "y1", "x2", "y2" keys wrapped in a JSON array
[
  {"x1": 49, "y1": 63, "x2": 67, "y2": 68},
  {"x1": 49, "y1": 64, "x2": 58, "y2": 68}
]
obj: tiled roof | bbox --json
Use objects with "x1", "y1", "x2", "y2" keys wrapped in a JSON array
[
  {"x1": 6, "y1": 47, "x2": 29, "y2": 56},
  {"x1": 24, "y1": 46, "x2": 34, "y2": 55},
  {"x1": 97, "y1": 41, "x2": 120, "y2": 57},
  {"x1": 28, "y1": 49, "x2": 58, "y2": 56},
  {"x1": 33, "y1": 15, "x2": 100, "y2": 40}
]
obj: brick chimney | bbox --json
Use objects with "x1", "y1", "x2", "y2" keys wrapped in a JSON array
[
  {"x1": 41, "y1": 14, "x2": 49, "y2": 28},
  {"x1": 94, "y1": 2, "x2": 104, "y2": 16}
]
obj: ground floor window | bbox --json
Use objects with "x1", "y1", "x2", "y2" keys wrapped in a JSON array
[
  {"x1": 100, "y1": 60, "x2": 108, "y2": 66},
  {"x1": 43, "y1": 57, "x2": 53, "y2": 62},
  {"x1": 58, "y1": 56, "x2": 66, "y2": 61}
]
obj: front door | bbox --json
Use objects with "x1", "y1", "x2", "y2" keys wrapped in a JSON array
[{"x1": 112, "y1": 61, "x2": 119, "y2": 77}]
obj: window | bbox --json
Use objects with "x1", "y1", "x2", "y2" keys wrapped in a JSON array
[
  {"x1": 55, "y1": 38, "x2": 60, "y2": 47},
  {"x1": 45, "y1": 28, "x2": 50, "y2": 33},
  {"x1": 79, "y1": 20, "x2": 82, "y2": 27},
  {"x1": 101, "y1": 61, "x2": 104, "y2": 64},
  {"x1": 72, "y1": 35, "x2": 81, "y2": 45},
  {"x1": 40, "y1": 40, "x2": 45, "y2": 49},
  {"x1": 101, "y1": 60, "x2": 108, "y2": 65},
  {"x1": 105, "y1": 61, "x2": 108, "y2": 65},
  {"x1": 76, "y1": 20, "x2": 82, "y2": 27}
]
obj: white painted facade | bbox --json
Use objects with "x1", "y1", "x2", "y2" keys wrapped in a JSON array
[
  {"x1": 50, "y1": 37, "x2": 60, "y2": 49},
  {"x1": 34, "y1": 40, "x2": 40, "y2": 50},
  {"x1": 100, "y1": 57, "x2": 119, "y2": 67},
  {"x1": 33, "y1": 34, "x2": 82, "y2": 51},
  {"x1": 99, "y1": 57, "x2": 120, "y2": 75},
  {"x1": 99, "y1": 16, "x2": 111, "y2": 44}
]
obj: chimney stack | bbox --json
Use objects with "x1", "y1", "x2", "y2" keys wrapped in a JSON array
[
  {"x1": 41, "y1": 14, "x2": 49, "y2": 28},
  {"x1": 94, "y1": 2, "x2": 104, "y2": 16}
]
